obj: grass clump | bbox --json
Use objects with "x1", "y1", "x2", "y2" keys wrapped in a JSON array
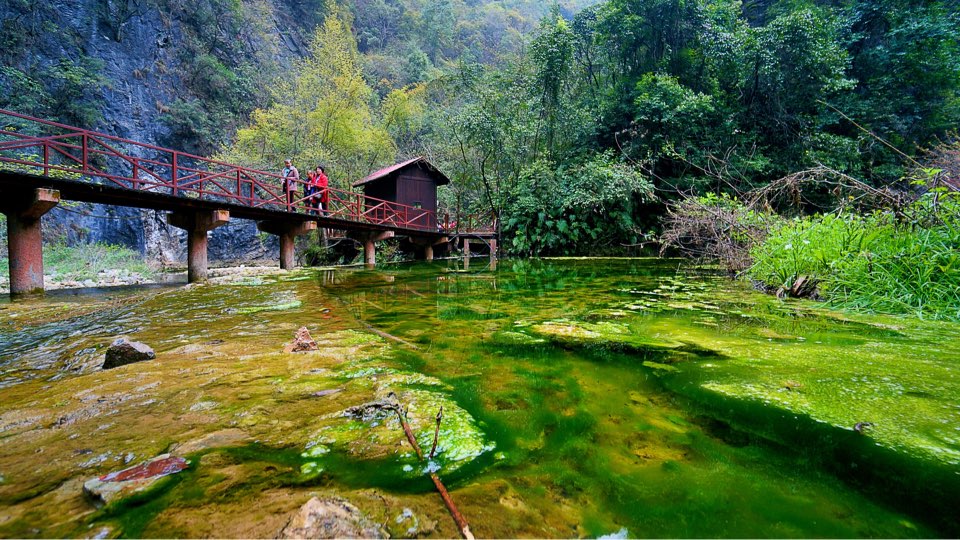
[
  {"x1": 0, "y1": 242, "x2": 153, "y2": 283},
  {"x1": 748, "y1": 193, "x2": 960, "y2": 321}
]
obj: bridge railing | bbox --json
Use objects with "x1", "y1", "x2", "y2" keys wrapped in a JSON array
[
  {"x1": 0, "y1": 109, "x2": 438, "y2": 232},
  {"x1": 440, "y1": 210, "x2": 498, "y2": 234}
]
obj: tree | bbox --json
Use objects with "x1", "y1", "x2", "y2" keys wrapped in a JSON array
[{"x1": 223, "y1": 4, "x2": 395, "y2": 186}]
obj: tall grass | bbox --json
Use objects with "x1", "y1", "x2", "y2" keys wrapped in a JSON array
[
  {"x1": 748, "y1": 193, "x2": 960, "y2": 321},
  {"x1": 0, "y1": 242, "x2": 153, "y2": 283}
]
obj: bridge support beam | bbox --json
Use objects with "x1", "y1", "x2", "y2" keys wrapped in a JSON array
[
  {"x1": 1, "y1": 188, "x2": 60, "y2": 296},
  {"x1": 410, "y1": 236, "x2": 448, "y2": 261},
  {"x1": 258, "y1": 220, "x2": 317, "y2": 270},
  {"x1": 167, "y1": 210, "x2": 230, "y2": 283},
  {"x1": 349, "y1": 230, "x2": 394, "y2": 267}
]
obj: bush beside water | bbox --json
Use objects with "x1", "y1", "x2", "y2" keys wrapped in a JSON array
[{"x1": 748, "y1": 193, "x2": 960, "y2": 321}]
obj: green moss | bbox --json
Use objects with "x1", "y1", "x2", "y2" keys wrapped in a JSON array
[{"x1": 232, "y1": 300, "x2": 301, "y2": 314}]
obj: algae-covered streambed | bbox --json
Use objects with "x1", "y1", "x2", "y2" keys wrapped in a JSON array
[{"x1": 1, "y1": 258, "x2": 958, "y2": 538}]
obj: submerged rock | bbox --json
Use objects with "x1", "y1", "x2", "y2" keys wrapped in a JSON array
[
  {"x1": 343, "y1": 397, "x2": 399, "y2": 422},
  {"x1": 174, "y1": 429, "x2": 249, "y2": 455},
  {"x1": 278, "y1": 497, "x2": 386, "y2": 539},
  {"x1": 524, "y1": 320, "x2": 685, "y2": 354},
  {"x1": 82, "y1": 454, "x2": 188, "y2": 504},
  {"x1": 102, "y1": 337, "x2": 156, "y2": 369}
]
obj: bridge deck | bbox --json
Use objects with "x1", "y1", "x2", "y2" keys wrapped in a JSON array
[
  {"x1": 0, "y1": 108, "x2": 459, "y2": 237},
  {"x1": 0, "y1": 170, "x2": 443, "y2": 237}
]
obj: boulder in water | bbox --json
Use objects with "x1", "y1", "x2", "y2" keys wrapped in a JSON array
[
  {"x1": 278, "y1": 497, "x2": 386, "y2": 539},
  {"x1": 103, "y1": 337, "x2": 155, "y2": 369}
]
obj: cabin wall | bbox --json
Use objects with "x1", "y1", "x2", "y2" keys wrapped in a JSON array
[
  {"x1": 363, "y1": 181, "x2": 395, "y2": 203},
  {"x1": 396, "y1": 168, "x2": 438, "y2": 228},
  {"x1": 359, "y1": 165, "x2": 442, "y2": 229}
]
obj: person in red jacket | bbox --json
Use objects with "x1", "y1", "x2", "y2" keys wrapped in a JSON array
[{"x1": 314, "y1": 165, "x2": 329, "y2": 216}]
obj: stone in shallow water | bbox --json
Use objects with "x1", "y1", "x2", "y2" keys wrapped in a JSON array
[
  {"x1": 174, "y1": 428, "x2": 249, "y2": 455},
  {"x1": 102, "y1": 337, "x2": 155, "y2": 369},
  {"x1": 278, "y1": 497, "x2": 386, "y2": 539},
  {"x1": 82, "y1": 454, "x2": 188, "y2": 504}
]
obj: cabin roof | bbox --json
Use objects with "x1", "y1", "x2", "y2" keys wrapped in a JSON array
[{"x1": 352, "y1": 156, "x2": 451, "y2": 188}]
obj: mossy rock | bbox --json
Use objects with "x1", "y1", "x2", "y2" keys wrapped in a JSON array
[{"x1": 520, "y1": 319, "x2": 718, "y2": 358}]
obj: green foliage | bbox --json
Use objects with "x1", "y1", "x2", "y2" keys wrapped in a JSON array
[
  {"x1": 0, "y1": 243, "x2": 153, "y2": 283},
  {"x1": 748, "y1": 194, "x2": 960, "y2": 320},
  {"x1": 503, "y1": 152, "x2": 654, "y2": 255},
  {"x1": 222, "y1": 8, "x2": 397, "y2": 185},
  {"x1": 0, "y1": 59, "x2": 106, "y2": 128}
]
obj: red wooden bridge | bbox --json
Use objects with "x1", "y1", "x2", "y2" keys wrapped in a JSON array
[{"x1": 0, "y1": 109, "x2": 494, "y2": 295}]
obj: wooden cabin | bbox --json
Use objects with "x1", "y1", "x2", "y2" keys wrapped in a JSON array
[{"x1": 353, "y1": 157, "x2": 450, "y2": 229}]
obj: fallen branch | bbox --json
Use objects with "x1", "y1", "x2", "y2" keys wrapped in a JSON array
[
  {"x1": 360, "y1": 320, "x2": 421, "y2": 350},
  {"x1": 430, "y1": 472, "x2": 474, "y2": 540},
  {"x1": 430, "y1": 406, "x2": 443, "y2": 460},
  {"x1": 391, "y1": 398, "x2": 473, "y2": 539},
  {"x1": 392, "y1": 401, "x2": 424, "y2": 460}
]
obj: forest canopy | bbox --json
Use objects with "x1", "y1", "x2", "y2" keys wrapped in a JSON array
[{"x1": 223, "y1": 0, "x2": 960, "y2": 256}]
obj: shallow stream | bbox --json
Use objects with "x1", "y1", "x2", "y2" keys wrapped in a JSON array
[{"x1": 0, "y1": 258, "x2": 958, "y2": 537}]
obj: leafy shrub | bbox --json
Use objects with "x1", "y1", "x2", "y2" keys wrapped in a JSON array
[{"x1": 503, "y1": 153, "x2": 654, "y2": 256}]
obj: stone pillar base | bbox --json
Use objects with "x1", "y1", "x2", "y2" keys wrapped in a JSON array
[
  {"x1": 258, "y1": 220, "x2": 317, "y2": 269},
  {"x1": 348, "y1": 230, "x2": 394, "y2": 267},
  {"x1": 1, "y1": 188, "x2": 60, "y2": 296},
  {"x1": 167, "y1": 210, "x2": 230, "y2": 283}
]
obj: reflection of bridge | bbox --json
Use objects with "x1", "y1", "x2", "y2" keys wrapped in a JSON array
[{"x1": 0, "y1": 109, "x2": 495, "y2": 295}]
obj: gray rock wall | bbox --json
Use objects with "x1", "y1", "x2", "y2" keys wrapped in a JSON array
[{"x1": 3, "y1": 0, "x2": 316, "y2": 264}]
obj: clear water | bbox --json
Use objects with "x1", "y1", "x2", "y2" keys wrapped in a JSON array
[{"x1": 0, "y1": 258, "x2": 957, "y2": 538}]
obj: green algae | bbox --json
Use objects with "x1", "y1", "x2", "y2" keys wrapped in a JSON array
[
  {"x1": 0, "y1": 258, "x2": 958, "y2": 537},
  {"x1": 232, "y1": 300, "x2": 302, "y2": 314}
]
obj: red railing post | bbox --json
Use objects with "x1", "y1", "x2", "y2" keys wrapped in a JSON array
[
  {"x1": 81, "y1": 134, "x2": 89, "y2": 173},
  {"x1": 42, "y1": 143, "x2": 49, "y2": 176},
  {"x1": 171, "y1": 151, "x2": 178, "y2": 196},
  {"x1": 236, "y1": 169, "x2": 241, "y2": 202},
  {"x1": 132, "y1": 158, "x2": 139, "y2": 189}
]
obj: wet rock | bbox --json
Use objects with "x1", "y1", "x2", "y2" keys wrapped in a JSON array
[
  {"x1": 311, "y1": 388, "x2": 344, "y2": 398},
  {"x1": 174, "y1": 429, "x2": 249, "y2": 455},
  {"x1": 285, "y1": 326, "x2": 319, "y2": 353},
  {"x1": 83, "y1": 454, "x2": 188, "y2": 505},
  {"x1": 103, "y1": 337, "x2": 156, "y2": 369},
  {"x1": 278, "y1": 497, "x2": 386, "y2": 539},
  {"x1": 85, "y1": 526, "x2": 116, "y2": 539},
  {"x1": 343, "y1": 398, "x2": 399, "y2": 422}
]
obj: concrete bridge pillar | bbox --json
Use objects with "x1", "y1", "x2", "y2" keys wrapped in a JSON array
[
  {"x1": 349, "y1": 230, "x2": 394, "y2": 267},
  {"x1": 167, "y1": 210, "x2": 230, "y2": 283},
  {"x1": 1, "y1": 188, "x2": 60, "y2": 296},
  {"x1": 410, "y1": 236, "x2": 448, "y2": 261},
  {"x1": 258, "y1": 220, "x2": 317, "y2": 270}
]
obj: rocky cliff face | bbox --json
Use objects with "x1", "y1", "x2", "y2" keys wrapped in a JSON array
[{"x1": 2, "y1": 0, "x2": 318, "y2": 264}]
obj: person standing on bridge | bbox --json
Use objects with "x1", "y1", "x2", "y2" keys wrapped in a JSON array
[
  {"x1": 304, "y1": 170, "x2": 317, "y2": 214},
  {"x1": 315, "y1": 165, "x2": 329, "y2": 216},
  {"x1": 282, "y1": 159, "x2": 299, "y2": 207}
]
